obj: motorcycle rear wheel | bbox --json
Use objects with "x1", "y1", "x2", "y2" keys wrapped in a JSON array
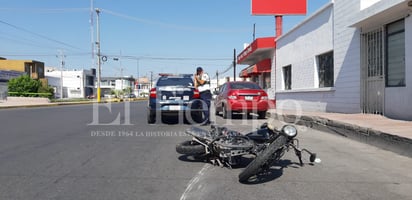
[
  {"x1": 238, "y1": 136, "x2": 287, "y2": 183},
  {"x1": 176, "y1": 140, "x2": 206, "y2": 155}
]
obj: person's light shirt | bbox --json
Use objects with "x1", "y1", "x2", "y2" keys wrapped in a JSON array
[{"x1": 197, "y1": 73, "x2": 210, "y2": 92}]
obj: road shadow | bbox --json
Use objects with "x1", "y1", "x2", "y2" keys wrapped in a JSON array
[
  {"x1": 178, "y1": 154, "x2": 306, "y2": 184},
  {"x1": 215, "y1": 113, "x2": 266, "y2": 121},
  {"x1": 239, "y1": 159, "x2": 302, "y2": 185},
  {"x1": 178, "y1": 155, "x2": 255, "y2": 168},
  {"x1": 177, "y1": 154, "x2": 208, "y2": 163},
  {"x1": 160, "y1": 115, "x2": 203, "y2": 125}
]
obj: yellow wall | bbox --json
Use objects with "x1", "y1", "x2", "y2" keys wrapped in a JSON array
[
  {"x1": 0, "y1": 60, "x2": 45, "y2": 79},
  {"x1": 0, "y1": 60, "x2": 28, "y2": 72}
]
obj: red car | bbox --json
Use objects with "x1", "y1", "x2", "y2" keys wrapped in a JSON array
[{"x1": 214, "y1": 81, "x2": 269, "y2": 119}]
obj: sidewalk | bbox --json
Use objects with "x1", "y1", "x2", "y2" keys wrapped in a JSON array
[
  {"x1": 0, "y1": 97, "x2": 144, "y2": 109},
  {"x1": 0, "y1": 97, "x2": 53, "y2": 108},
  {"x1": 267, "y1": 109, "x2": 412, "y2": 158},
  {"x1": 0, "y1": 97, "x2": 98, "y2": 108}
]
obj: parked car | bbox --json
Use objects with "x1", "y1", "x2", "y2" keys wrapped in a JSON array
[
  {"x1": 147, "y1": 74, "x2": 201, "y2": 124},
  {"x1": 214, "y1": 81, "x2": 269, "y2": 119},
  {"x1": 124, "y1": 93, "x2": 136, "y2": 99}
]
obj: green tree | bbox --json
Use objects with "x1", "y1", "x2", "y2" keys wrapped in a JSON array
[
  {"x1": 8, "y1": 75, "x2": 54, "y2": 98},
  {"x1": 8, "y1": 75, "x2": 41, "y2": 94},
  {"x1": 123, "y1": 87, "x2": 132, "y2": 94},
  {"x1": 37, "y1": 84, "x2": 55, "y2": 98}
]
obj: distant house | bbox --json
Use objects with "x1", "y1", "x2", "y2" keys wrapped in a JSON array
[
  {"x1": 0, "y1": 59, "x2": 45, "y2": 80},
  {"x1": 136, "y1": 76, "x2": 151, "y2": 97},
  {"x1": 0, "y1": 59, "x2": 47, "y2": 96},
  {"x1": 99, "y1": 76, "x2": 135, "y2": 97},
  {"x1": 45, "y1": 68, "x2": 96, "y2": 99},
  {"x1": 0, "y1": 70, "x2": 26, "y2": 98}
]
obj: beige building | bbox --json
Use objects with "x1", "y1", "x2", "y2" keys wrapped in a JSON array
[{"x1": 0, "y1": 59, "x2": 45, "y2": 80}]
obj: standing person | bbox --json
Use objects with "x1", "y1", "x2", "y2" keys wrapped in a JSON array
[{"x1": 194, "y1": 67, "x2": 211, "y2": 125}]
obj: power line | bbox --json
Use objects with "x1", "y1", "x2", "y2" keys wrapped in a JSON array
[
  {"x1": 101, "y1": 8, "x2": 250, "y2": 33},
  {"x1": 0, "y1": 30, "x2": 77, "y2": 51},
  {"x1": 0, "y1": 53, "x2": 90, "y2": 57},
  {"x1": 1, "y1": 51, "x2": 233, "y2": 62},
  {"x1": 103, "y1": 54, "x2": 232, "y2": 61},
  {"x1": 0, "y1": 19, "x2": 83, "y2": 51},
  {"x1": 0, "y1": 8, "x2": 89, "y2": 13}
]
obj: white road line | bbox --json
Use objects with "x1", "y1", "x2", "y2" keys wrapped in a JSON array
[{"x1": 180, "y1": 164, "x2": 210, "y2": 200}]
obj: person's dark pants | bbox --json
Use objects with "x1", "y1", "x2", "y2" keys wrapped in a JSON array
[{"x1": 199, "y1": 90, "x2": 212, "y2": 123}]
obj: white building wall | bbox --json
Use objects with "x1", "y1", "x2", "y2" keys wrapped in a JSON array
[
  {"x1": 360, "y1": 0, "x2": 381, "y2": 10},
  {"x1": 272, "y1": 0, "x2": 411, "y2": 120},
  {"x1": 274, "y1": 3, "x2": 335, "y2": 111},
  {"x1": 328, "y1": 0, "x2": 362, "y2": 113},
  {"x1": 385, "y1": 15, "x2": 412, "y2": 120},
  {"x1": 46, "y1": 70, "x2": 94, "y2": 98}
]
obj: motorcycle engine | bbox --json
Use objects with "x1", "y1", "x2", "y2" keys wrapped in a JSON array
[{"x1": 214, "y1": 129, "x2": 254, "y2": 158}]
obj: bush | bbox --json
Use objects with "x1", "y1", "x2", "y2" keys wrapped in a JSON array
[
  {"x1": 8, "y1": 75, "x2": 54, "y2": 98},
  {"x1": 8, "y1": 75, "x2": 40, "y2": 94},
  {"x1": 37, "y1": 85, "x2": 54, "y2": 98}
]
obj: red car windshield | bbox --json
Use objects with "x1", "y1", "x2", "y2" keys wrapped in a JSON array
[{"x1": 230, "y1": 82, "x2": 261, "y2": 90}]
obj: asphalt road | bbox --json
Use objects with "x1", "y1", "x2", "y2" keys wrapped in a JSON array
[{"x1": 0, "y1": 101, "x2": 411, "y2": 200}]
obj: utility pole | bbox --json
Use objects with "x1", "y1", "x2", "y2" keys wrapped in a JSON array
[
  {"x1": 136, "y1": 59, "x2": 140, "y2": 97},
  {"x1": 150, "y1": 71, "x2": 153, "y2": 88},
  {"x1": 58, "y1": 50, "x2": 65, "y2": 99},
  {"x1": 216, "y1": 70, "x2": 219, "y2": 87},
  {"x1": 253, "y1": 23, "x2": 256, "y2": 41},
  {"x1": 119, "y1": 50, "x2": 123, "y2": 92},
  {"x1": 233, "y1": 48, "x2": 236, "y2": 81},
  {"x1": 90, "y1": 0, "x2": 95, "y2": 72},
  {"x1": 96, "y1": 8, "x2": 101, "y2": 103}
]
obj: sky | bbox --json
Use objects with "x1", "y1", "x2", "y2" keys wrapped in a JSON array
[{"x1": 0, "y1": 0, "x2": 330, "y2": 79}]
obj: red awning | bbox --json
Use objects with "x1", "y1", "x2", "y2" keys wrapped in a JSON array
[
  {"x1": 239, "y1": 69, "x2": 250, "y2": 78},
  {"x1": 237, "y1": 37, "x2": 276, "y2": 65},
  {"x1": 239, "y1": 59, "x2": 271, "y2": 77}
]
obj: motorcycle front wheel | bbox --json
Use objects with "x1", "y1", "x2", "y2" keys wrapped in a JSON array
[
  {"x1": 238, "y1": 136, "x2": 287, "y2": 183},
  {"x1": 176, "y1": 140, "x2": 206, "y2": 155}
]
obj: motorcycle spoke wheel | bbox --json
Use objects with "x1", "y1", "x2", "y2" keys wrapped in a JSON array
[
  {"x1": 176, "y1": 140, "x2": 206, "y2": 155},
  {"x1": 238, "y1": 136, "x2": 288, "y2": 183}
]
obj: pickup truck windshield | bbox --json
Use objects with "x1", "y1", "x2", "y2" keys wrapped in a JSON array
[{"x1": 156, "y1": 77, "x2": 193, "y2": 87}]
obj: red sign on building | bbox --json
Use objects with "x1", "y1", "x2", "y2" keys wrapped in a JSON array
[{"x1": 251, "y1": 0, "x2": 307, "y2": 15}]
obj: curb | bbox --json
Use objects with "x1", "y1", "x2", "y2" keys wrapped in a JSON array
[
  {"x1": 267, "y1": 112, "x2": 412, "y2": 158},
  {"x1": 0, "y1": 98, "x2": 148, "y2": 109}
]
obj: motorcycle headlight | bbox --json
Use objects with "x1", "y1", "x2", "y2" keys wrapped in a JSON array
[{"x1": 282, "y1": 125, "x2": 297, "y2": 138}]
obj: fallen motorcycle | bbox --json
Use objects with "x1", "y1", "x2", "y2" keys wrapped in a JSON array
[{"x1": 176, "y1": 121, "x2": 320, "y2": 183}]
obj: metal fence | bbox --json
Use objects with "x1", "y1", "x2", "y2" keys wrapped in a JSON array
[{"x1": 361, "y1": 27, "x2": 384, "y2": 115}]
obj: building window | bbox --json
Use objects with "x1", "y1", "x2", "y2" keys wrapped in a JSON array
[
  {"x1": 317, "y1": 51, "x2": 334, "y2": 88},
  {"x1": 386, "y1": 19, "x2": 405, "y2": 87},
  {"x1": 262, "y1": 72, "x2": 270, "y2": 89},
  {"x1": 37, "y1": 66, "x2": 44, "y2": 78},
  {"x1": 282, "y1": 65, "x2": 291, "y2": 90}
]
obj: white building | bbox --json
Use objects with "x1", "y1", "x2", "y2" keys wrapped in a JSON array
[
  {"x1": 210, "y1": 76, "x2": 241, "y2": 90},
  {"x1": 274, "y1": 0, "x2": 412, "y2": 120},
  {"x1": 136, "y1": 76, "x2": 151, "y2": 97},
  {"x1": 46, "y1": 68, "x2": 96, "y2": 98},
  {"x1": 99, "y1": 76, "x2": 136, "y2": 96}
]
